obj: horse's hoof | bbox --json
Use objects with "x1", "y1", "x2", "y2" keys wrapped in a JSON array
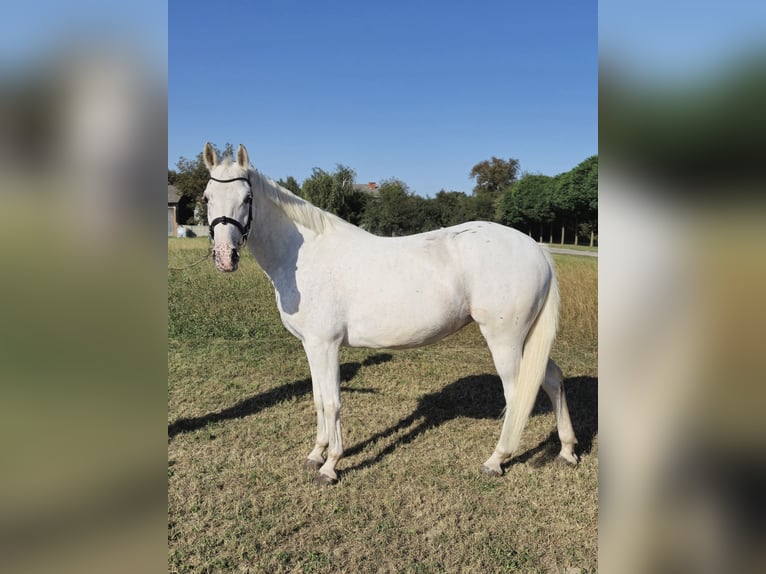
[
  {"x1": 556, "y1": 453, "x2": 579, "y2": 466},
  {"x1": 304, "y1": 459, "x2": 323, "y2": 472},
  {"x1": 312, "y1": 473, "x2": 338, "y2": 487},
  {"x1": 481, "y1": 464, "x2": 504, "y2": 477}
]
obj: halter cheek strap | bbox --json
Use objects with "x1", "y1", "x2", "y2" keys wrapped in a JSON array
[{"x1": 207, "y1": 176, "x2": 253, "y2": 245}]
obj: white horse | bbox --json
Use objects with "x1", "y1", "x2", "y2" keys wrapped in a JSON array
[{"x1": 202, "y1": 143, "x2": 578, "y2": 485}]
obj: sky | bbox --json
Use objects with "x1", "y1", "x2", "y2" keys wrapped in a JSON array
[
  {"x1": 169, "y1": 0, "x2": 597, "y2": 197},
  {"x1": 0, "y1": 0, "x2": 166, "y2": 73},
  {"x1": 599, "y1": 0, "x2": 766, "y2": 83},
  {"x1": 1, "y1": 1, "x2": 762, "y2": 197}
]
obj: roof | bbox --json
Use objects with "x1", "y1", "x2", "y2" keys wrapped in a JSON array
[
  {"x1": 353, "y1": 182, "x2": 379, "y2": 196},
  {"x1": 168, "y1": 184, "x2": 181, "y2": 204}
]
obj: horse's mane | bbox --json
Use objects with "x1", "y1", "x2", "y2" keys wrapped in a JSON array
[{"x1": 249, "y1": 168, "x2": 352, "y2": 235}]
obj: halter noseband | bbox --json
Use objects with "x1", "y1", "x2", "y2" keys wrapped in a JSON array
[{"x1": 207, "y1": 176, "x2": 253, "y2": 246}]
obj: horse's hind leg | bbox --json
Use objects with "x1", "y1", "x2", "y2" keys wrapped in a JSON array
[
  {"x1": 541, "y1": 359, "x2": 579, "y2": 465},
  {"x1": 478, "y1": 327, "x2": 525, "y2": 476}
]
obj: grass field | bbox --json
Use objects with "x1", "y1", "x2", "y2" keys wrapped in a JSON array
[
  {"x1": 541, "y1": 243, "x2": 598, "y2": 253},
  {"x1": 168, "y1": 237, "x2": 598, "y2": 573}
]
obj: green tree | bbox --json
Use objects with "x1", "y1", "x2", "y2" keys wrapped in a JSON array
[
  {"x1": 471, "y1": 192, "x2": 498, "y2": 222},
  {"x1": 469, "y1": 156, "x2": 520, "y2": 198},
  {"x1": 301, "y1": 165, "x2": 368, "y2": 225},
  {"x1": 553, "y1": 155, "x2": 597, "y2": 244},
  {"x1": 362, "y1": 179, "x2": 416, "y2": 237},
  {"x1": 361, "y1": 183, "x2": 446, "y2": 235},
  {"x1": 174, "y1": 143, "x2": 235, "y2": 224},
  {"x1": 433, "y1": 190, "x2": 473, "y2": 227},
  {"x1": 512, "y1": 174, "x2": 555, "y2": 241},
  {"x1": 173, "y1": 154, "x2": 208, "y2": 224},
  {"x1": 497, "y1": 185, "x2": 523, "y2": 228},
  {"x1": 277, "y1": 175, "x2": 301, "y2": 196},
  {"x1": 410, "y1": 194, "x2": 442, "y2": 233},
  {"x1": 168, "y1": 169, "x2": 177, "y2": 185}
]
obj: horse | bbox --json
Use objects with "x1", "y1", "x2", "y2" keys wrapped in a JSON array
[{"x1": 202, "y1": 143, "x2": 578, "y2": 485}]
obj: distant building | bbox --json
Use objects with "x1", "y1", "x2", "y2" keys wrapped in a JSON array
[
  {"x1": 353, "y1": 182, "x2": 379, "y2": 196},
  {"x1": 168, "y1": 184, "x2": 181, "y2": 236}
]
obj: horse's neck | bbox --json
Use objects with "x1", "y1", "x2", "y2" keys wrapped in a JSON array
[{"x1": 247, "y1": 191, "x2": 308, "y2": 281}]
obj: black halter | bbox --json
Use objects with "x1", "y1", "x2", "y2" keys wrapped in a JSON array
[{"x1": 207, "y1": 176, "x2": 253, "y2": 246}]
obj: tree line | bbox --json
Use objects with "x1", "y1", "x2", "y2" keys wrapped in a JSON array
[{"x1": 169, "y1": 145, "x2": 597, "y2": 245}]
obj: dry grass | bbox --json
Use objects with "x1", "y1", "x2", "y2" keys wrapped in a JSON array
[{"x1": 168, "y1": 238, "x2": 597, "y2": 573}]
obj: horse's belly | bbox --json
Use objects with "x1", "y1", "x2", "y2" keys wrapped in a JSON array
[
  {"x1": 345, "y1": 319, "x2": 471, "y2": 349},
  {"x1": 344, "y1": 298, "x2": 471, "y2": 349}
]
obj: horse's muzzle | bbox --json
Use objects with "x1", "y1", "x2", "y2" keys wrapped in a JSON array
[{"x1": 212, "y1": 245, "x2": 239, "y2": 272}]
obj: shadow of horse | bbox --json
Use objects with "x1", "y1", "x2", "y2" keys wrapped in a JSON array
[
  {"x1": 168, "y1": 353, "x2": 392, "y2": 439},
  {"x1": 344, "y1": 375, "x2": 598, "y2": 472}
]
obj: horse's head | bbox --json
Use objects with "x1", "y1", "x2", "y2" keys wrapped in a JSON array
[{"x1": 202, "y1": 142, "x2": 253, "y2": 272}]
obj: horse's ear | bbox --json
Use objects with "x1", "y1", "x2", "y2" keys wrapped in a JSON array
[
  {"x1": 236, "y1": 144, "x2": 249, "y2": 169},
  {"x1": 203, "y1": 142, "x2": 218, "y2": 171}
]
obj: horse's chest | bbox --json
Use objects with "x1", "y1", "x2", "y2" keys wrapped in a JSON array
[{"x1": 273, "y1": 276, "x2": 341, "y2": 339}]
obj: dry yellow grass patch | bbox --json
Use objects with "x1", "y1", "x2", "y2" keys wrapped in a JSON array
[{"x1": 169, "y1": 240, "x2": 597, "y2": 573}]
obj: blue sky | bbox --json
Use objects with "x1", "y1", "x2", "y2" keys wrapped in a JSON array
[
  {"x1": 2, "y1": 1, "x2": 762, "y2": 197},
  {"x1": 0, "y1": 1, "x2": 166, "y2": 72},
  {"x1": 169, "y1": 0, "x2": 597, "y2": 196},
  {"x1": 600, "y1": 0, "x2": 766, "y2": 82}
]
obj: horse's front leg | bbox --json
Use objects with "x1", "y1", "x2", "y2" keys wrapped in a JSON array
[
  {"x1": 302, "y1": 338, "x2": 343, "y2": 486},
  {"x1": 304, "y1": 373, "x2": 328, "y2": 471}
]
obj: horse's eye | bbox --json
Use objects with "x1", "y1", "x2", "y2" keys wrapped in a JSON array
[
  {"x1": 245, "y1": 193, "x2": 253, "y2": 203},
  {"x1": 202, "y1": 196, "x2": 209, "y2": 205}
]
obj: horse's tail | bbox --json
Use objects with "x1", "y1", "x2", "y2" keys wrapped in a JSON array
[{"x1": 505, "y1": 248, "x2": 560, "y2": 456}]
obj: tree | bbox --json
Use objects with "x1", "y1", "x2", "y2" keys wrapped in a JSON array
[
  {"x1": 301, "y1": 165, "x2": 368, "y2": 225},
  {"x1": 513, "y1": 175, "x2": 554, "y2": 241},
  {"x1": 277, "y1": 175, "x2": 301, "y2": 196},
  {"x1": 362, "y1": 179, "x2": 414, "y2": 236},
  {"x1": 168, "y1": 169, "x2": 177, "y2": 185},
  {"x1": 496, "y1": 184, "x2": 522, "y2": 229},
  {"x1": 433, "y1": 190, "x2": 474, "y2": 227},
  {"x1": 471, "y1": 192, "x2": 498, "y2": 222},
  {"x1": 174, "y1": 142, "x2": 234, "y2": 224},
  {"x1": 410, "y1": 194, "x2": 442, "y2": 233},
  {"x1": 553, "y1": 155, "x2": 597, "y2": 244},
  {"x1": 497, "y1": 174, "x2": 556, "y2": 239},
  {"x1": 469, "y1": 156, "x2": 520, "y2": 198}
]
